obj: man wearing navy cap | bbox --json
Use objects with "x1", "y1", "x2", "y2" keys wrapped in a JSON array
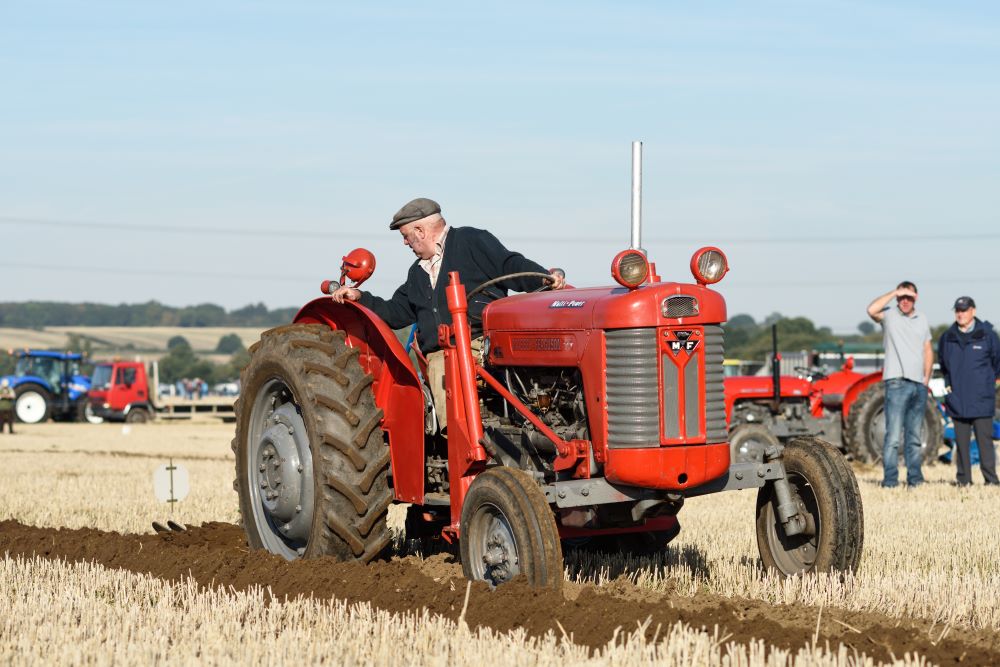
[
  {"x1": 937, "y1": 296, "x2": 1000, "y2": 486},
  {"x1": 330, "y1": 197, "x2": 565, "y2": 430}
]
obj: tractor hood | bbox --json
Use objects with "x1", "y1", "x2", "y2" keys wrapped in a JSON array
[
  {"x1": 482, "y1": 282, "x2": 727, "y2": 332},
  {"x1": 724, "y1": 375, "x2": 813, "y2": 399}
]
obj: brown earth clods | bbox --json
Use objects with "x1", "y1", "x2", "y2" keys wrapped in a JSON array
[{"x1": 2, "y1": 520, "x2": 997, "y2": 665}]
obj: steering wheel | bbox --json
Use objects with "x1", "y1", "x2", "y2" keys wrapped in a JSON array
[
  {"x1": 466, "y1": 271, "x2": 556, "y2": 301},
  {"x1": 794, "y1": 366, "x2": 827, "y2": 381}
]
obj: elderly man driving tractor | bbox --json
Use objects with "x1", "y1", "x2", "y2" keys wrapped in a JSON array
[{"x1": 331, "y1": 197, "x2": 566, "y2": 430}]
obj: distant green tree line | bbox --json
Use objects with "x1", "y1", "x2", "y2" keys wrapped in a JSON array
[
  {"x1": 723, "y1": 313, "x2": 955, "y2": 363},
  {"x1": 0, "y1": 301, "x2": 297, "y2": 328},
  {"x1": 157, "y1": 336, "x2": 250, "y2": 385}
]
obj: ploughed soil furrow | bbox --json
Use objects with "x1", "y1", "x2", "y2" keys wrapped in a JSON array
[{"x1": 2, "y1": 520, "x2": 997, "y2": 665}]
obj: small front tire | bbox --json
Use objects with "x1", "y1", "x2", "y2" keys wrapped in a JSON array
[
  {"x1": 730, "y1": 423, "x2": 780, "y2": 464},
  {"x1": 460, "y1": 467, "x2": 563, "y2": 589},
  {"x1": 77, "y1": 399, "x2": 104, "y2": 424},
  {"x1": 756, "y1": 437, "x2": 863, "y2": 575}
]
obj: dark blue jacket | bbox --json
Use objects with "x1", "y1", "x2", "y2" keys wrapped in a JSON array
[
  {"x1": 937, "y1": 319, "x2": 1000, "y2": 419},
  {"x1": 359, "y1": 226, "x2": 549, "y2": 353}
]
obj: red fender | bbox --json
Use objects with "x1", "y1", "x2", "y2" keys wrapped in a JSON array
[
  {"x1": 294, "y1": 298, "x2": 425, "y2": 504},
  {"x1": 841, "y1": 371, "x2": 883, "y2": 421}
]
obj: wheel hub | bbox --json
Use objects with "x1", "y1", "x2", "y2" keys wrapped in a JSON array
[
  {"x1": 766, "y1": 473, "x2": 819, "y2": 574},
  {"x1": 15, "y1": 392, "x2": 46, "y2": 423},
  {"x1": 478, "y1": 516, "x2": 519, "y2": 585},
  {"x1": 250, "y1": 401, "x2": 313, "y2": 545}
]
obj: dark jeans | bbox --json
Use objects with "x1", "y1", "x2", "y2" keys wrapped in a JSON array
[
  {"x1": 953, "y1": 416, "x2": 999, "y2": 485},
  {"x1": 0, "y1": 409, "x2": 13, "y2": 433},
  {"x1": 882, "y1": 378, "x2": 926, "y2": 487}
]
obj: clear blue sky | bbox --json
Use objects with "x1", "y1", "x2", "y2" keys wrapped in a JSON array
[{"x1": 1, "y1": 1, "x2": 998, "y2": 333}]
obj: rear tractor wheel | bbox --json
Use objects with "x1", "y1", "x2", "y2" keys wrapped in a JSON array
[
  {"x1": 14, "y1": 384, "x2": 51, "y2": 424},
  {"x1": 460, "y1": 467, "x2": 564, "y2": 589},
  {"x1": 846, "y1": 384, "x2": 942, "y2": 465},
  {"x1": 756, "y1": 437, "x2": 863, "y2": 575},
  {"x1": 233, "y1": 324, "x2": 392, "y2": 562}
]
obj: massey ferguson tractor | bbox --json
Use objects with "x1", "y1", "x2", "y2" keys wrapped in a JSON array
[{"x1": 233, "y1": 144, "x2": 863, "y2": 588}]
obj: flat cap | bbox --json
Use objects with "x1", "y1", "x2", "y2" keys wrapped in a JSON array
[
  {"x1": 390, "y1": 197, "x2": 441, "y2": 230},
  {"x1": 953, "y1": 296, "x2": 976, "y2": 311}
]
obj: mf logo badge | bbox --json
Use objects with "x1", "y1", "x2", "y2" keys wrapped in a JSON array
[{"x1": 665, "y1": 330, "x2": 700, "y2": 356}]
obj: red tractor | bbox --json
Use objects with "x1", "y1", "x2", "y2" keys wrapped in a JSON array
[
  {"x1": 232, "y1": 145, "x2": 863, "y2": 587},
  {"x1": 724, "y1": 326, "x2": 824, "y2": 463},
  {"x1": 724, "y1": 328, "x2": 941, "y2": 465},
  {"x1": 805, "y1": 358, "x2": 941, "y2": 465}
]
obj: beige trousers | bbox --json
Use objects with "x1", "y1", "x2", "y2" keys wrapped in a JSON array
[{"x1": 425, "y1": 337, "x2": 482, "y2": 432}]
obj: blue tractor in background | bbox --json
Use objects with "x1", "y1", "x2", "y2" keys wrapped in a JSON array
[{"x1": 0, "y1": 350, "x2": 100, "y2": 424}]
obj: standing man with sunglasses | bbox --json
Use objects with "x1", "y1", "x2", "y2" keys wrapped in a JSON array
[{"x1": 867, "y1": 281, "x2": 933, "y2": 487}]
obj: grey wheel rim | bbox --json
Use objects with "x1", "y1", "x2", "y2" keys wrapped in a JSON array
[
  {"x1": 734, "y1": 431, "x2": 771, "y2": 464},
  {"x1": 84, "y1": 402, "x2": 104, "y2": 424},
  {"x1": 246, "y1": 377, "x2": 314, "y2": 560},
  {"x1": 764, "y1": 472, "x2": 819, "y2": 575},
  {"x1": 15, "y1": 391, "x2": 46, "y2": 423},
  {"x1": 466, "y1": 502, "x2": 520, "y2": 586}
]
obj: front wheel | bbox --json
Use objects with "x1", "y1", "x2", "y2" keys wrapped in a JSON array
[
  {"x1": 77, "y1": 399, "x2": 104, "y2": 424},
  {"x1": 14, "y1": 384, "x2": 51, "y2": 424},
  {"x1": 460, "y1": 467, "x2": 563, "y2": 589},
  {"x1": 233, "y1": 324, "x2": 392, "y2": 563},
  {"x1": 730, "y1": 424, "x2": 780, "y2": 464},
  {"x1": 756, "y1": 437, "x2": 863, "y2": 575}
]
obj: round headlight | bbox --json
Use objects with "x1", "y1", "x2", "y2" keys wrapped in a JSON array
[
  {"x1": 611, "y1": 249, "x2": 649, "y2": 289},
  {"x1": 690, "y1": 247, "x2": 729, "y2": 285}
]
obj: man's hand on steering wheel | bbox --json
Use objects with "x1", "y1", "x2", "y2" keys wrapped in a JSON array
[{"x1": 547, "y1": 268, "x2": 566, "y2": 290}]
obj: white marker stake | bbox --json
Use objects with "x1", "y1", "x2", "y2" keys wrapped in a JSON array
[{"x1": 153, "y1": 458, "x2": 190, "y2": 515}]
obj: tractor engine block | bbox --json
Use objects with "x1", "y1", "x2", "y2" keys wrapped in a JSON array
[{"x1": 479, "y1": 366, "x2": 588, "y2": 479}]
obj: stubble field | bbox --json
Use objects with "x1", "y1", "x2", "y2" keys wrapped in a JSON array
[{"x1": 2, "y1": 422, "x2": 999, "y2": 666}]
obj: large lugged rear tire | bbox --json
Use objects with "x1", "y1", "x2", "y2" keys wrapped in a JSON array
[
  {"x1": 460, "y1": 467, "x2": 564, "y2": 589},
  {"x1": 14, "y1": 383, "x2": 51, "y2": 424},
  {"x1": 233, "y1": 324, "x2": 392, "y2": 562},
  {"x1": 846, "y1": 383, "x2": 942, "y2": 465},
  {"x1": 756, "y1": 437, "x2": 863, "y2": 575}
]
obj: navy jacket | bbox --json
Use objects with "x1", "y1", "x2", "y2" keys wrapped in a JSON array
[
  {"x1": 937, "y1": 319, "x2": 1000, "y2": 419},
  {"x1": 359, "y1": 227, "x2": 549, "y2": 353}
]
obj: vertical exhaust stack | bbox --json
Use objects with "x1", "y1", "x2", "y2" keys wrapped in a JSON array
[
  {"x1": 771, "y1": 324, "x2": 782, "y2": 411},
  {"x1": 630, "y1": 140, "x2": 644, "y2": 255}
]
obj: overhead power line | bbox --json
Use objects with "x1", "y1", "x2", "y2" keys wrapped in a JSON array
[
  {"x1": 2, "y1": 260, "x2": 996, "y2": 288},
  {"x1": 0, "y1": 261, "x2": 315, "y2": 283},
  {"x1": 1, "y1": 216, "x2": 997, "y2": 246}
]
